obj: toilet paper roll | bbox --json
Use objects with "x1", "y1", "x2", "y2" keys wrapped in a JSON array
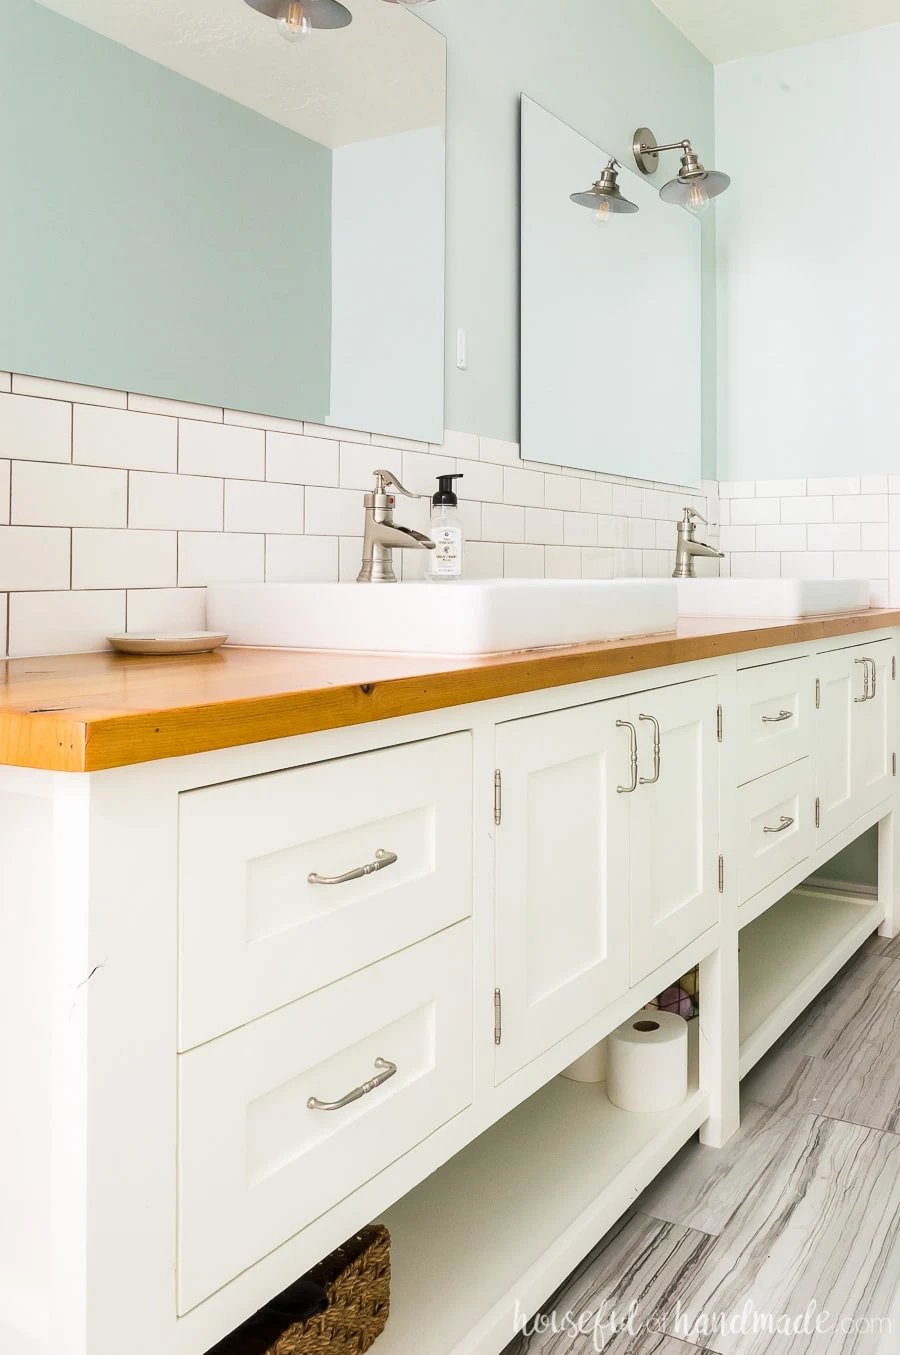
[
  {"x1": 607, "y1": 1011, "x2": 688, "y2": 1113},
  {"x1": 561, "y1": 1038, "x2": 607, "y2": 1083}
]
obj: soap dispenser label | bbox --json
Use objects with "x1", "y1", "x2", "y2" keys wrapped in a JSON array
[{"x1": 431, "y1": 526, "x2": 462, "y2": 575}]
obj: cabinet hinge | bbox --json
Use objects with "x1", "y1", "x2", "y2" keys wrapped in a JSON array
[
  {"x1": 815, "y1": 796, "x2": 821, "y2": 829},
  {"x1": 493, "y1": 769, "x2": 502, "y2": 826},
  {"x1": 893, "y1": 753, "x2": 897, "y2": 778},
  {"x1": 716, "y1": 704, "x2": 723, "y2": 743},
  {"x1": 893, "y1": 656, "x2": 896, "y2": 681},
  {"x1": 718, "y1": 855, "x2": 724, "y2": 894},
  {"x1": 815, "y1": 678, "x2": 821, "y2": 709},
  {"x1": 494, "y1": 988, "x2": 502, "y2": 1045}
]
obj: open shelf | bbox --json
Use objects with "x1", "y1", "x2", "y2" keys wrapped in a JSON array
[
  {"x1": 738, "y1": 885, "x2": 882, "y2": 1077},
  {"x1": 375, "y1": 1041, "x2": 706, "y2": 1355}
]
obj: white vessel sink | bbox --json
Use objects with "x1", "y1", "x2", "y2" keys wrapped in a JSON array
[
  {"x1": 676, "y1": 578, "x2": 870, "y2": 619},
  {"x1": 207, "y1": 579, "x2": 677, "y2": 656}
]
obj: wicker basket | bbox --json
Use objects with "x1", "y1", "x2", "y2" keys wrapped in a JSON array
[{"x1": 211, "y1": 1225, "x2": 391, "y2": 1355}]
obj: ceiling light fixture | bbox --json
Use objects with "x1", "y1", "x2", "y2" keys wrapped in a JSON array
[
  {"x1": 242, "y1": 0, "x2": 353, "y2": 43},
  {"x1": 570, "y1": 158, "x2": 639, "y2": 225},
  {"x1": 632, "y1": 128, "x2": 730, "y2": 216}
]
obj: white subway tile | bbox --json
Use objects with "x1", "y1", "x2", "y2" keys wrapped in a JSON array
[
  {"x1": 224, "y1": 480, "x2": 304, "y2": 535},
  {"x1": 0, "y1": 373, "x2": 10, "y2": 393},
  {"x1": 582, "y1": 547, "x2": 615, "y2": 579},
  {"x1": 0, "y1": 393, "x2": 72, "y2": 463},
  {"x1": 339, "y1": 536, "x2": 364, "y2": 582},
  {"x1": 523, "y1": 459, "x2": 561, "y2": 476},
  {"x1": 833, "y1": 495, "x2": 889, "y2": 523},
  {"x1": 74, "y1": 405, "x2": 176, "y2": 472},
  {"x1": 890, "y1": 478, "x2": 900, "y2": 495},
  {"x1": 641, "y1": 488, "x2": 669, "y2": 518},
  {"x1": 401, "y1": 448, "x2": 455, "y2": 496},
  {"x1": 482, "y1": 502, "x2": 525, "y2": 543},
  {"x1": 719, "y1": 525, "x2": 757, "y2": 552},
  {"x1": 266, "y1": 535, "x2": 339, "y2": 583},
  {"x1": 305, "y1": 486, "x2": 363, "y2": 537},
  {"x1": 691, "y1": 555, "x2": 720, "y2": 579},
  {"x1": 594, "y1": 515, "x2": 618, "y2": 548},
  {"x1": 12, "y1": 462, "x2": 127, "y2": 528},
  {"x1": 870, "y1": 580, "x2": 890, "y2": 607},
  {"x1": 266, "y1": 432, "x2": 338, "y2": 488},
  {"x1": 627, "y1": 517, "x2": 656, "y2": 550},
  {"x1": 125, "y1": 588, "x2": 207, "y2": 633},
  {"x1": 129, "y1": 471, "x2": 222, "y2": 531},
  {"x1": 861, "y1": 475, "x2": 889, "y2": 495},
  {"x1": 808, "y1": 523, "x2": 860, "y2": 551},
  {"x1": 524, "y1": 507, "x2": 564, "y2": 545},
  {"x1": 719, "y1": 480, "x2": 755, "y2": 498},
  {"x1": 755, "y1": 478, "x2": 806, "y2": 497},
  {"x1": 780, "y1": 552, "x2": 834, "y2": 579},
  {"x1": 129, "y1": 393, "x2": 222, "y2": 423},
  {"x1": 7, "y1": 589, "x2": 125, "y2": 658},
  {"x1": 545, "y1": 545, "x2": 582, "y2": 579},
  {"x1": 755, "y1": 524, "x2": 807, "y2": 552},
  {"x1": 613, "y1": 549, "x2": 643, "y2": 578},
  {"x1": 480, "y1": 437, "x2": 520, "y2": 466},
  {"x1": 717, "y1": 500, "x2": 731, "y2": 525},
  {"x1": 580, "y1": 480, "x2": 613, "y2": 514},
  {"x1": 504, "y1": 543, "x2": 544, "y2": 578},
  {"x1": 306, "y1": 422, "x2": 370, "y2": 445},
  {"x1": 73, "y1": 529, "x2": 176, "y2": 589},
  {"x1": 0, "y1": 593, "x2": 7, "y2": 655},
  {"x1": 808, "y1": 477, "x2": 860, "y2": 495},
  {"x1": 891, "y1": 497, "x2": 900, "y2": 549},
  {"x1": 464, "y1": 542, "x2": 504, "y2": 578},
  {"x1": 369, "y1": 433, "x2": 429, "y2": 453},
  {"x1": 503, "y1": 466, "x2": 544, "y2": 507},
  {"x1": 543, "y1": 475, "x2": 581, "y2": 512},
  {"x1": 179, "y1": 419, "x2": 264, "y2": 480},
  {"x1": 780, "y1": 496, "x2": 833, "y2": 524},
  {"x1": 612, "y1": 485, "x2": 642, "y2": 518},
  {"x1": 563, "y1": 511, "x2": 598, "y2": 547},
  {"x1": 0, "y1": 527, "x2": 70, "y2": 591},
  {"x1": 891, "y1": 554, "x2": 900, "y2": 607},
  {"x1": 861, "y1": 523, "x2": 890, "y2": 551},
  {"x1": 729, "y1": 498, "x2": 781, "y2": 526},
  {"x1": 224, "y1": 408, "x2": 304, "y2": 435},
  {"x1": 456, "y1": 458, "x2": 504, "y2": 503},
  {"x1": 729, "y1": 552, "x2": 781, "y2": 578},
  {"x1": 833, "y1": 550, "x2": 889, "y2": 579},
  {"x1": 434, "y1": 430, "x2": 479, "y2": 461},
  {"x1": 458, "y1": 499, "x2": 482, "y2": 541},
  {"x1": 0, "y1": 461, "x2": 9, "y2": 525},
  {"x1": 178, "y1": 532, "x2": 264, "y2": 586},
  {"x1": 339, "y1": 443, "x2": 402, "y2": 491},
  {"x1": 12, "y1": 373, "x2": 126, "y2": 408}
]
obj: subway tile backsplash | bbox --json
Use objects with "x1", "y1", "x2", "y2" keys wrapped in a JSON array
[{"x1": 0, "y1": 371, "x2": 714, "y2": 658}]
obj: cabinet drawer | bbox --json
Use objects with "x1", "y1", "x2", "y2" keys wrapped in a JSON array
[
  {"x1": 736, "y1": 657, "x2": 812, "y2": 784},
  {"x1": 737, "y1": 760, "x2": 813, "y2": 905},
  {"x1": 179, "y1": 733, "x2": 473, "y2": 1050},
  {"x1": 177, "y1": 922, "x2": 473, "y2": 1314}
]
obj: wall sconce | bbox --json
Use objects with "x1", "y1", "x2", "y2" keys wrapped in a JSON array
[
  {"x1": 633, "y1": 128, "x2": 730, "y2": 216},
  {"x1": 242, "y1": 0, "x2": 352, "y2": 43},
  {"x1": 570, "y1": 159, "x2": 639, "y2": 226}
]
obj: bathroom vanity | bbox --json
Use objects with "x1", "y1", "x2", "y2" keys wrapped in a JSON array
[{"x1": 2, "y1": 610, "x2": 898, "y2": 1355}]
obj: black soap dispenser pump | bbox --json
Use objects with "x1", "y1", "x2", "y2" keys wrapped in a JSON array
[{"x1": 428, "y1": 473, "x2": 464, "y2": 581}]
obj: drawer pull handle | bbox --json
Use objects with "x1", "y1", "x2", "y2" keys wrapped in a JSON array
[
  {"x1": 308, "y1": 849, "x2": 398, "y2": 886},
  {"x1": 866, "y1": 657, "x2": 877, "y2": 700},
  {"x1": 307, "y1": 1057, "x2": 397, "y2": 1112},
  {"x1": 855, "y1": 658, "x2": 870, "y2": 702},
  {"x1": 638, "y1": 714, "x2": 661, "y2": 785},
  {"x1": 616, "y1": 720, "x2": 638, "y2": 794},
  {"x1": 762, "y1": 709, "x2": 793, "y2": 724},
  {"x1": 763, "y1": 815, "x2": 795, "y2": 834}
]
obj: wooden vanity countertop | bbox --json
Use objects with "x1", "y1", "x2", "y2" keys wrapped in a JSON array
[{"x1": 1, "y1": 608, "x2": 898, "y2": 773}]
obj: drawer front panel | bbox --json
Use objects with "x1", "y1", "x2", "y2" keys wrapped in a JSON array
[
  {"x1": 737, "y1": 760, "x2": 813, "y2": 905},
  {"x1": 736, "y1": 657, "x2": 812, "y2": 785},
  {"x1": 179, "y1": 732, "x2": 473, "y2": 1049},
  {"x1": 177, "y1": 923, "x2": 473, "y2": 1314}
]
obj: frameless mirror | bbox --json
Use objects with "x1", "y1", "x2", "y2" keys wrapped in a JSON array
[
  {"x1": 0, "y1": 0, "x2": 446, "y2": 442},
  {"x1": 520, "y1": 95, "x2": 701, "y2": 486}
]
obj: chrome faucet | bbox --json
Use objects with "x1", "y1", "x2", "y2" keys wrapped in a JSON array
[
  {"x1": 673, "y1": 506, "x2": 725, "y2": 579},
  {"x1": 357, "y1": 469, "x2": 436, "y2": 583}
]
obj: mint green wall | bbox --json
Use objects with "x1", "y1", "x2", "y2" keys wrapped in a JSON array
[
  {"x1": 426, "y1": 0, "x2": 716, "y2": 472},
  {"x1": 0, "y1": 0, "x2": 332, "y2": 422}
]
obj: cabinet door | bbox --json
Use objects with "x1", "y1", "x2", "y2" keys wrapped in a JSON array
[
  {"x1": 629, "y1": 677, "x2": 720, "y2": 983},
  {"x1": 852, "y1": 638, "x2": 896, "y2": 814},
  {"x1": 816, "y1": 646, "x2": 857, "y2": 843},
  {"x1": 494, "y1": 702, "x2": 630, "y2": 1084}
]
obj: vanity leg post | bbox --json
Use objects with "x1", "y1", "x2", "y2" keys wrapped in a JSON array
[
  {"x1": 698, "y1": 940, "x2": 740, "y2": 1147},
  {"x1": 878, "y1": 810, "x2": 900, "y2": 939}
]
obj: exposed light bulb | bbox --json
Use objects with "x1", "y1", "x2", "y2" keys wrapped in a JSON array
[
  {"x1": 392, "y1": 0, "x2": 436, "y2": 6},
  {"x1": 277, "y1": 0, "x2": 311, "y2": 41},
  {"x1": 592, "y1": 198, "x2": 610, "y2": 227},
  {"x1": 685, "y1": 181, "x2": 709, "y2": 216}
]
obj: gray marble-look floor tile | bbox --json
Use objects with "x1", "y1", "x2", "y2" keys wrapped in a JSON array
[
  {"x1": 740, "y1": 1046, "x2": 827, "y2": 1120},
  {"x1": 768, "y1": 948, "x2": 900, "y2": 1063},
  {"x1": 809, "y1": 1035, "x2": 900, "y2": 1135},
  {"x1": 502, "y1": 1212, "x2": 716, "y2": 1355},
  {"x1": 672, "y1": 1114, "x2": 900, "y2": 1355}
]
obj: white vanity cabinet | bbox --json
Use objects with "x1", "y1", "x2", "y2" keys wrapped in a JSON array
[
  {"x1": 493, "y1": 676, "x2": 719, "y2": 1083},
  {"x1": 817, "y1": 637, "x2": 896, "y2": 846}
]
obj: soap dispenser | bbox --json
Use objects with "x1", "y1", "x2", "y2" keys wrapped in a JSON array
[{"x1": 427, "y1": 473, "x2": 464, "y2": 581}]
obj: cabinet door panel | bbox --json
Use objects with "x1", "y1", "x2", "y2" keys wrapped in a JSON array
[
  {"x1": 853, "y1": 639, "x2": 896, "y2": 813},
  {"x1": 494, "y1": 702, "x2": 629, "y2": 1084},
  {"x1": 816, "y1": 648, "x2": 856, "y2": 844},
  {"x1": 629, "y1": 678, "x2": 719, "y2": 983}
]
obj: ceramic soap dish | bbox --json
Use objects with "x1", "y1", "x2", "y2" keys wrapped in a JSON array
[{"x1": 107, "y1": 631, "x2": 228, "y2": 656}]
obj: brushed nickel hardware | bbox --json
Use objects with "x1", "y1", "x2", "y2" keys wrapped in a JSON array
[
  {"x1": 854, "y1": 657, "x2": 870, "y2": 703},
  {"x1": 893, "y1": 753, "x2": 897, "y2": 777},
  {"x1": 893, "y1": 656, "x2": 896, "y2": 680},
  {"x1": 815, "y1": 796, "x2": 820, "y2": 829},
  {"x1": 494, "y1": 770, "x2": 502, "y2": 826},
  {"x1": 570, "y1": 157, "x2": 639, "y2": 219},
  {"x1": 716, "y1": 704, "x2": 723, "y2": 742},
  {"x1": 763, "y1": 815, "x2": 794, "y2": 834},
  {"x1": 718, "y1": 855, "x2": 724, "y2": 893},
  {"x1": 632, "y1": 128, "x2": 731, "y2": 215},
  {"x1": 358, "y1": 469, "x2": 436, "y2": 583},
  {"x1": 307, "y1": 1057, "x2": 397, "y2": 1112},
  {"x1": 639, "y1": 713, "x2": 661, "y2": 785},
  {"x1": 494, "y1": 989, "x2": 502, "y2": 1045},
  {"x1": 616, "y1": 720, "x2": 639, "y2": 793},
  {"x1": 308, "y1": 848, "x2": 398, "y2": 886},
  {"x1": 866, "y1": 657, "x2": 877, "y2": 699},
  {"x1": 673, "y1": 507, "x2": 725, "y2": 579},
  {"x1": 762, "y1": 710, "x2": 793, "y2": 724},
  {"x1": 816, "y1": 678, "x2": 821, "y2": 709}
]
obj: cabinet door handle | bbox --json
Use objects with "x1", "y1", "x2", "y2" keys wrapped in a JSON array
[
  {"x1": 638, "y1": 714, "x2": 661, "y2": 785},
  {"x1": 307, "y1": 1057, "x2": 397, "y2": 1112},
  {"x1": 866, "y1": 657, "x2": 877, "y2": 699},
  {"x1": 308, "y1": 848, "x2": 398, "y2": 886},
  {"x1": 762, "y1": 709, "x2": 793, "y2": 724},
  {"x1": 616, "y1": 720, "x2": 638, "y2": 793},
  {"x1": 854, "y1": 658, "x2": 870, "y2": 702},
  {"x1": 763, "y1": 815, "x2": 795, "y2": 834}
]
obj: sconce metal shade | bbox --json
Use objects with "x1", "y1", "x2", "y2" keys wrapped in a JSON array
[
  {"x1": 570, "y1": 160, "x2": 639, "y2": 215},
  {"x1": 242, "y1": 0, "x2": 353, "y2": 29},
  {"x1": 632, "y1": 127, "x2": 730, "y2": 213},
  {"x1": 382, "y1": 1, "x2": 437, "y2": 6},
  {"x1": 659, "y1": 167, "x2": 731, "y2": 206}
]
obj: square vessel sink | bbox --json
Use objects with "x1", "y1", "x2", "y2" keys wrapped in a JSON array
[
  {"x1": 207, "y1": 579, "x2": 677, "y2": 657},
  {"x1": 676, "y1": 578, "x2": 870, "y2": 619}
]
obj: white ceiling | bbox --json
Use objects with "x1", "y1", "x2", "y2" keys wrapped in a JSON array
[
  {"x1": 38, "y1": 0, "x2": 444, "y2": 148},
  {"x1": 651, "y1": 0, "x2": 900, "y2": 63}
]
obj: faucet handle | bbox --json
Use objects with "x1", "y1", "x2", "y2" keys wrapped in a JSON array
[
  {"x1": 682, "y1": 505, "x2": 707, "y2": 525},
  {"x1": 373, "y1": 469, "x2": 428, "y2": 500}
]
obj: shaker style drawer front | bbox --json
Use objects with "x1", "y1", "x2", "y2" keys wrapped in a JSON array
[
  {"x1": 737, "y1": 759, "x2": 813, "y2": 905},
  {"x1": 177, "y1": 922, "x2": 473, "y2": 1314},
  {"x1": 179, "y1": 732, "x2": 473, "y2": 1050},
  {"x1": 736, "y1": 657, "x2": 812, "y2": 785}
]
